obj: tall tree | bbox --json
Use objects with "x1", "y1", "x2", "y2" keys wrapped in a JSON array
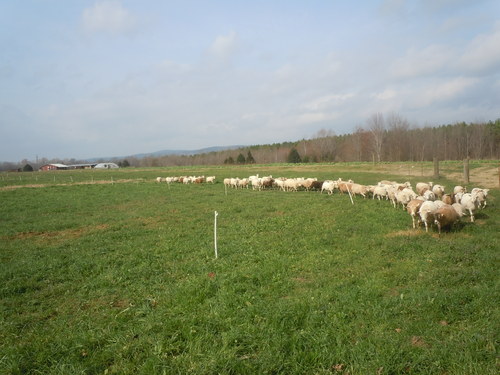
[
  {"x1": 287, "y1": 148, "x2": 302, "y2": 163},
  {"x1": 246, "y1": 151, "x2": 255, "y2": 164},
  {"x1": 367, "y1": 113, "x2": 385, "y2": 162},
  {"x1": 236, "y1": 153, "x2": 246, "y2": 164}
]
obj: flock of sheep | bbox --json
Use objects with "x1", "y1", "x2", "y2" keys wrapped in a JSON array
[
  {"x1": 156, "y1": 175, "x2": 215, "y2": 184},
  {"x1": 157, "y1": 174, "x2": 490, "y2": 234}
]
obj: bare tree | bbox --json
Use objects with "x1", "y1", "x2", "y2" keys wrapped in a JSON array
[
  {"x1": 386, "y1": 112, "x2": 410, "y2": 161},
  {"x1": 367, "y1": 113, "x2": 385, "y2": 162}
]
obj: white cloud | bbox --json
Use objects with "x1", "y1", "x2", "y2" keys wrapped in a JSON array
[
  {"x1": 207, "y1": 31, "x2": 239, "y2": 61},
  {"x1": 82, "y1": 1, "x2": 136, "y2": 35},
  {"x1": 372, "y1": 89, "x2": 397, "y2": 101},
  {"x1": 303, "y1": 93, "x2": 354, "y2": 111},
  {"x1": 294, "y1": 111, "x2": 339, "y2": 125},
  {"x1": 457, "y1": 23, "x2": 500, "y2": 73},
  {"x1": 412, "y1": 77, "x2": 478, "y2": 108},
  {"x1": 391, "y1": 44, "x2": 452, "y2": 78}
]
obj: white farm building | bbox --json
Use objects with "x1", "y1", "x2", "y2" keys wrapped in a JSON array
[{"x1": 94, "y1": 162, "x2": 119, "y2": 169}]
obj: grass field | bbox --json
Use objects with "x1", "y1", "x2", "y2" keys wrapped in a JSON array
[{"x1": 1, "y1": 162, "x2": 498, "y2": 374}]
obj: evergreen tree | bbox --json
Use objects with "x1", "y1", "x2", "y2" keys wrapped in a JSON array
[
  {"x1": 22, "y1": 164, "x2": 34, "y2": 172},
  {"x1": 287, "y1": 148, "x2": 302, "y2": 163},
  {"x1": 236, "y1": 153, "x2": 246, "y2": 164},
  {"x1": 224, "y1": 156, "x2": 234, "y2": 164},
  {"x1": 246, "y1": 151, "x2": 255, "y2": 164}
]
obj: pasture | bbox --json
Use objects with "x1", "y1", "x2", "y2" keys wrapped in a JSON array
[{"x1": 1, "y1": 162, "x2": 498, "y2": 374}]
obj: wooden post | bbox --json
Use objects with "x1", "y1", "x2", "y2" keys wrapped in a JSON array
[
  {"x1": 463, "y1": 158, "x2": 470, "y2": 184},
  {"x1": 433, "y1": 157, "x2": 439, "y2": 179}
]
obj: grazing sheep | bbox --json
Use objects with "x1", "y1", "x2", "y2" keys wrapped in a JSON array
[
  {"x1": 471, "y1": 188, "x2": 489, "y2": 208},
  {"x1": 416, "y1": 182, "x2": 433, "y2": 196},
  {"x1": 419, "y1": 200, "x2": 441, "y2": 232},
  {"x1": 302, "y1": 178, "x2": 318, "y2": 191},
  {"x1": 310, "y1": 180, "x2": 324, "y2": 191},
  {"x1": 459, "y1": 193, "x2": 479, "y2": 222},
  {"x1": 434, "y1": 204, "x2": 461, "y2": 234},
  {"x1": 206, "y1": 176, "x2": 216, "y2": 184},
  {"x1": 406, "y1": 199, "x2": 424, "y2": 229},
  {"x1": 373, "y1": 185, "x2": 388, "y2": 200},
  {"x1": 321, "y1": 180, "x2": 337, "y2": 195},
  {"x1": 441, "y1": 194, "x2": 453, "y2": 205},
  {"x1": 156, "y1": 177, "x2": 163, "y2": 183},
  {"x1": 396, "y1": 188, "x2": 417, "y2": 209},
  {"x1": 284, "y1": 178, "x2": 299, "y2": 192},
  {"x1": 350, "y1": 183, "x2": 369, "y2": 198},
  {"x1": 422, "y1": 190, "x2": 436, "y2": 201},
  {"x1": 432, "y1": 184, "x2": 446, "y2": 199}
]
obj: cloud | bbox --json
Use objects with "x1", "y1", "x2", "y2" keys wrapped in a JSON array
[
  {"x1": 412, "y1": 77, "x2": 478, "y2": 108},
  {"x1": 207, "y1": 31, "x2": 239, "y2": 61},
  {"x1": 303, "y1": 94, "x2": 354, "y2": 111},
  {"x1": 82, "y1": 1, "x2": 136, "y2": 35},
  {"x1": 457, "y1": 22, "x2": 500, "y2": 73},
  {"x1": 391, "y1": 44, "x2": 452, "y2": 78},
  {"x1": 372, "y1": 89, "x2": 397, "y2": 101}
]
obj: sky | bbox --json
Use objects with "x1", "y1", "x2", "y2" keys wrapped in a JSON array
[{"x1": 1, "y1": 0, "x2": 499, "y2": 162}]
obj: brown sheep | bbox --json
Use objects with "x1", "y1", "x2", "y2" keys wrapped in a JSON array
[
  {"x1": 441, "y1": 194, "x2": 454, "y2": 205},
  {"x1": 434, "y1": 204, "x2": 461, "y2": 235}
]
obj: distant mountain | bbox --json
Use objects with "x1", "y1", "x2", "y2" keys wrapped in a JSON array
[{"x1": 87, "y1": 145, "x2": 245, "y2": 162}]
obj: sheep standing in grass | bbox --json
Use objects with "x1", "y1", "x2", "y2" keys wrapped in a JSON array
[
  {"x1": 321, "y1": 180, "x2": 337, "y2": 195},
  {"x1": 206, "y1": 176, "x2": 216, "y2": 184},
  {"x1": 396, "y1": 188, "x2": 417, "y2": 209},
  {"x1": 471, "y1": 188, "x2": 489, "y2": 208},
  {"x1": 441, "y1": 194, "x2": 453, "y2": 205},
  {"x1": 350, "y1": 183, "x2": 369, "y2": 198},
  {"x1": 406, "y1": 198, "x2": 424, "y2": 229},
  {"x1": 459, "y1": 193, "x2": 479, "y2": 222},
  {"x1": 434, "y1": 204, "x2": 461, "y2": 235},
  {"x1": 432, "y1": 184, "x2": 446, "y2": 199},
  {"x1": 419, "y1": 201, "x2": 444, "y2": 232},
  {"x1": 416, "y1": 182, "x2": 433, "y2": 196},
  {"x1": 373, "y1": 185, "x2": 388, "y2": 200}
]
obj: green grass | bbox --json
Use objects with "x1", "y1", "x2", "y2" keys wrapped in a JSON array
[{"x1": 1, "y1": 164, "x2": 498, "y2": 374}]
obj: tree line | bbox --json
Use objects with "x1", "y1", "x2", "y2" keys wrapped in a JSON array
[
  {"x1": 2, "y1": 115, "x2": 499, "y2": 171},
  {"x1": 131, "y1": 116, "x2": 500, "y2": 167}
]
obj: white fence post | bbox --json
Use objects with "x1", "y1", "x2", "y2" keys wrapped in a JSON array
[{"x1": 214, "y1": 211, "x2": 219, "y2": 259}]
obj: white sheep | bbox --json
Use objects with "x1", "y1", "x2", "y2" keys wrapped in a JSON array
[
  {"x1": 321, "y1": 180, "x2": 337, "y2": 195},
  {"x1": 373, "y1": 185, "x2": 388, "y2": 200},
  {"x1": 350, "y1": 183, "x2": 369, "y2": 198},
  {"x1": 422, "y1": 190, "x2": 436, "y2": 201},
  {"x1": 396, "y1": 188, "x2": 417, "y2": 209},
  {"x1": 206, "y1": 176, "x2": 216, "y2": 184},
  {"x1": 459, "y1": 193, "x2": 479, "y2": 222},
  {"x1": 471, "y1": 188, "x2": 489, "y2": 208},
  {"x1": 432, "y1": 184, "x2": 446, "y2": 199},
  {"x1": 284, "y1": 178, "x2": 299, "y2": 192},
  {"x1": 453, "y1": 185, "x2": 466, "y2": 195},
  {"x1": 419, "y1": 200, "x2": 441, "y2": 232}
]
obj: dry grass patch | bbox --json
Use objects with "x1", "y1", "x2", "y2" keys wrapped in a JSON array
[
  {"x1": 6, "y1": 224, "x2": 109, "y2": 244},
  {"x1": 385, "y1": 229, "x2": 425, "y2": 238}
]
